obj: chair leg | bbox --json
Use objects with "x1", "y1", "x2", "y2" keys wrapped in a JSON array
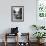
[
  {"x1": 4, "y1": 33, "x2": 7, "y2": 46},
  {"x1": 4, "y1": 41, "x2": 7, "y2": 46}
]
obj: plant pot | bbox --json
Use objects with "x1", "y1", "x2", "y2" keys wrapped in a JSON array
[
  {"x1": 37, "y1": 39, "x2": 40, "y2": 43},
  {"x1": 37, "y1": 39, "x2": 45, "y2": 44},
  {"x1": 40, "y1": 38, "x2": 45, "y2": 43}
]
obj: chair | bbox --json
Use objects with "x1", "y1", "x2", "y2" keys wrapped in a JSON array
[
  {"x1": 18, "y1": 33, "x2": 30, "y2": 46},
  {"x1": 4, "y1": 33, "x2": 18, "y2": 46},
  {"x1": 4, "y1": 27, "x2": 19, "y2": 46}
]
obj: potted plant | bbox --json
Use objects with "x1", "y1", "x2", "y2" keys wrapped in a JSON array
[
  {"x1": 33, "y1": 32, "x2": 46, "y2": 43},
  {"x1": 32, "y1": 25, "x2": 39, "y2": 30},
  {"x1": 32, "y1": 24, "x2": 45, "y2": 30}
]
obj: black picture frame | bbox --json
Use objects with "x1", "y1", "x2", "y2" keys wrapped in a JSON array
[{"x1": 11, "y1": 6, "x2": 24, "y2": 22}]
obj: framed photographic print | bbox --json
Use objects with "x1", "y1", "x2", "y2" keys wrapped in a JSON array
[{"x1": 11, "y1": 6, "x2": 24, "y2": 22}]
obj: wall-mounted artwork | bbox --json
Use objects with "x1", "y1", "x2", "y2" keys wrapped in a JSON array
[
  {"x1": 11, "y1": 6, "x2": 24, "y2": 22},
  {"x1": 37, "y1": 0, "x2": 46, "y2": 18},
  {"x1": 36, "y1": 0, "x2": 46, "y2": 26}
]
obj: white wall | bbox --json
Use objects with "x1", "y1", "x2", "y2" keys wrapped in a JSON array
[{"x1": 0, "y1": 0, "x2": 37, "y2": 42}]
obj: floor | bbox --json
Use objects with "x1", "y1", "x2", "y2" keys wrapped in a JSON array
[{"x1": 0, "y1": 42, "x2": 46, "y2": 46}]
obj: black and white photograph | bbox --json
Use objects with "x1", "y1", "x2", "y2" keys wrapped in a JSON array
[{"x1": 11, "y1": 6, "x2": 24, "y2": 22}]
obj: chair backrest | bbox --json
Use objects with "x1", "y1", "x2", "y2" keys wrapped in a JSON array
[
  {"x1": 18, "y1": 33, "x2": 29, "y2": 42},
  {"x1": 11, "y1": 27, "x2": 18, "y2": 34}
]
